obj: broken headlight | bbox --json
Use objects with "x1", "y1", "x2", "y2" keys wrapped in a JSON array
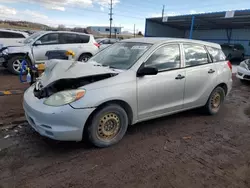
[{"x1": 44, "y1": 89, "x2": 86, "y2": 106}]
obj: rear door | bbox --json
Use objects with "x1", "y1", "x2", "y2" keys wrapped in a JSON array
[
  {"x1": 59, "y1": 33, "x2": 91, "y2": 60},
  {"x1": 182, "y1": 43, "x2": 217, "y2": 109},
  {"x1": 32, "y1": 33, "x2": 60, "y2": 63},
  {"x1": 59, "y1": 33, "x2": 79, "y2": 57}
]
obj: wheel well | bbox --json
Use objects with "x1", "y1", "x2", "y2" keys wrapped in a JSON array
[
  {"x1": 9, "y1": 53, "x2": 32, "y2": 64},
  {"x1": 217, "y1": 83, "x2": 228, "y2": 95},
  {"x1": 83, "y1": 100, "x2": 133, "y2": 138},
  {"x1": 78, "y1": 52, "x2": 93, "y2": 60}
]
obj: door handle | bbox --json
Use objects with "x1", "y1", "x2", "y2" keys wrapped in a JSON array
[
  {"x1": 175, "y1": 74, "x2": 185, "y2": 80},
  {"x1": 208, "y1": 69, "x2": 215, "y2": 74}
]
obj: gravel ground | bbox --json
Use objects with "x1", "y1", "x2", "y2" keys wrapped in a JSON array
[{"x1": 0, "y1": 68, "x2": 250, "y2": 188}]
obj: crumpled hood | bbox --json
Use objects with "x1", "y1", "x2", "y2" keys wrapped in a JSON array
[{"x1": 39, "y1": 59, "x2": 119, "y2": 87}]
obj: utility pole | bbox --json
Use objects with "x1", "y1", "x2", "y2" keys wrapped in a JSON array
[
  {"x1": 162, "y1": 5, "x2": 165, "y2": 18},
  {"x1": 109, "y1": 0, "x2": 113, "y2": 38},
  {"x1": 134, "y1": 24, "x2": 136, "y2": 38}
]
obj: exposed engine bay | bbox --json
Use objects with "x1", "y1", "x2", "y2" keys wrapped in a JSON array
[{"x1": 34, "y1": 73, "x2": 117, "y2": 99}]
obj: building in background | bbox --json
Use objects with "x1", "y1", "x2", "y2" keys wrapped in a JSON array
[
  {"x1": 145, "y1": 9, "x2": 250, "y2": 57},
  {"x1": 87, "y1": 26, "x2": 122, "y2": 35}
]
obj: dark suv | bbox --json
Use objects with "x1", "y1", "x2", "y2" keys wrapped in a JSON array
[{"x1": 221, "y1": 43, "x2": 245, "y2": 60}]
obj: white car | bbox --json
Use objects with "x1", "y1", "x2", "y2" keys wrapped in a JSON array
[
  {"x1": 0, "y1": 31, "x2": 99, "y2": 74},
  {"x1": 0, "y1": 29, "x2": 29, "y2": 48},
  {"x1": 236, "y1": 59, "x2": 250, "y2": 81}
]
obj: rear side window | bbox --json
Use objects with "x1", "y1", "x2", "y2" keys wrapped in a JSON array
[
  {"x1": 184, "y1": 44, "x2": 209, "y2": 67},
  {"x1": 77, "y1": 34, "x2": 90, "y2": 43},
  {"x1": 0, "y1": 31, "x2": 25, "y2": 38},
  {"x1": 60, "y1": 33, "x2": 77, "y2": 44},
  {"x1": 206, "y1": 46, "x2": 226, "y2": 62}
]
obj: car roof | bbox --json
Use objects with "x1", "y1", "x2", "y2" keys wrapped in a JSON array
[
  {"x1": 43, "y1": 31, "x2": 92, "y2": 37},
  {"x1": 0, "y1": 29, "x2": 29, "y2": 37},
  {"x1": 122, "y1": 37, "x2": 221, "y2": 49}
]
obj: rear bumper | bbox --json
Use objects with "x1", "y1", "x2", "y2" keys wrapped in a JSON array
[{"x1": 236, "y1": 66, "x2": 250, "y2": 81}]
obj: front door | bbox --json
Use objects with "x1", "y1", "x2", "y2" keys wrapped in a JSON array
[
  {"x1": 32, "y1": 33, "x2": 60, "y2": 63},
  {"x1": 137, "y1": 44, "x2": 185, "y2": 121},
  {"x1": 182, "y1": 43, "x2": 217, "y2": 108}
]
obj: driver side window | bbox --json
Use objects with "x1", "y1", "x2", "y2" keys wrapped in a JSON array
[
  {"x1": 145, "y1": 44, "x2": 181, "y2": 71},
  {"x1": 39, "y1": 33, "x2": 59, "y2": 45}
]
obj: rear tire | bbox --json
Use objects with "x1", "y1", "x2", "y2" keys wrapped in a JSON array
[
  {"x1": 203, "y1": 87, "x2": 225, "y2": 115},
  {"x1": 78, "y1": 53, "x2": 92, "y2": 62},
  {"x1": 87, "y1": 104, "x2": 128, "y2": 148}
]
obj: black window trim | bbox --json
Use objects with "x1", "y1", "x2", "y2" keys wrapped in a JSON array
[
  {"x1": 34, "y1": 33, "x2": 60, "y2": 46},
  {"x1": 144, "y1": 43, "x2": 182, "y2": 73},
  {"x1": 182, "y1": 42, "x2": 212, "y2": 69}
]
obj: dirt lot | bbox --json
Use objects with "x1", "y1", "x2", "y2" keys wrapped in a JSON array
[{"x1": 0, "y1": 68, "x2": 250, "y2": 188}]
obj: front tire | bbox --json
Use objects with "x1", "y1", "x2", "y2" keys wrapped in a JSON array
[
  {"x1": 7, "y1": 55, "x2": 29, "y2": 75},
  {"x1": 87, "y1": 104, "x2": 128, "y2": 148},
  {"x1": 203, "y1": 87, "x2": 225, "y2": 115}
]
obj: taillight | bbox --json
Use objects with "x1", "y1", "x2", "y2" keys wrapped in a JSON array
[
  {"x1": 94, "y1": 43, "x2": 100, "y2": 48},
  {"x1": 227, "y1": 61, "x2": 232, "y2": 71}
]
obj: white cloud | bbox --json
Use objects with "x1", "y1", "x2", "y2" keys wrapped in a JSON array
[
  {"x1": 189, "y1": 10, "x2": 205, "y2": 14},
  {"x1": 0, "y1": 4, "x2": 50, "y2": 25},
  {"x1": 23, "y1": 10, "x2": 48, "y2": 19},
  {"x1": 0, "y1": 4, "x2": 17, "y2": 16},
  {"x1": 94, "y1": 0, "x2": 119, "y2": 7},
  {"x1": 100, "y1": 6, "x2": 104, "y2": 11},
  {"x1": 0, "y1": 0, "x2": 119, "y2": 11}
]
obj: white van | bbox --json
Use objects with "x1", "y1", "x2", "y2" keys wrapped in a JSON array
[{"x1": 0, "y1": 29, "x2": 29, "y2": 48}]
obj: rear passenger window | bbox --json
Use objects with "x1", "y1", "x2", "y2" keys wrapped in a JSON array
[
  {"x1": 145, "y1": 44, "x2": 181, "y2": 71},
  {"x1": 77, "y1": 34, "x2": 90, "y2": 43},
  {"x1": 60, "y1": 33, "x2": 77, "y2": 44},
  {"x1": 184, "y1": 44, "x2": 209, "y2": 67},
  {"x1": 206, "y1": 46, "x2": 226, "y2": 62}
]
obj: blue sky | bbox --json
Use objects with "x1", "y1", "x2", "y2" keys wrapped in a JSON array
[{"x1": 0, "y1": 0, "x2": 249, "y2": 33}]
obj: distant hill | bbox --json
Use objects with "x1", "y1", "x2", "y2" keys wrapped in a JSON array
[{"x1": 0, "y1": 20, "x2": 50, "y2": 30}]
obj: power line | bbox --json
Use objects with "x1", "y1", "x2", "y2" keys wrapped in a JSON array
[{"x1": 109, "y1": 0, "x2": 113, "y2": 38}]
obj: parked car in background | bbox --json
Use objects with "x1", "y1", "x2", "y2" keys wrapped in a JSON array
[
  {"x1": 0, "y1": 31, "x2": 99, "y2": 74},
  {"x1": 23, "y1": 38, "x2": 232, "y2": 148},
  {"x1": 96, "y1": 38, "x2": 120, "y2": 50},
  {"x1": 236, "y1": 59, "x2": 250, "y2": 82},
  {"x1": 221, "y1": 43, "x2": 245, "y2": 60},
  {"x1": 0, "y1": 29, "x2": 29, "y2": 48}
]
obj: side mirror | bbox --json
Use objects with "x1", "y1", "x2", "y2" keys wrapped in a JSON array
[
  {"x1": 34, "y1": 40, "x2": 42, "y2": 46},
  {"x1": 137, "y1": 66, "x2": 158, "y2": 77}
]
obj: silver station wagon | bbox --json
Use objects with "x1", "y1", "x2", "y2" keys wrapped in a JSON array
[{"x1": 23, "y1": 38, "x2": 233, "y2": 147}]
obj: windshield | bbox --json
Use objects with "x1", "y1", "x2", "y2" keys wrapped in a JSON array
[
  {"x1": 23, "y1": 32, "x2": 44, "y2": 44},
  {"x1": 90, "y1": 42, "x2": 152, "y2": 70}
]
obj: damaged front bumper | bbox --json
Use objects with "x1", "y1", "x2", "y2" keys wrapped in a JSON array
[
  {"x1": 236, "y1": 66, "x2": 250, "y2": 81},
  {"x1": 23, "y1": 86, "x2": 95, "y2": 141}
]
